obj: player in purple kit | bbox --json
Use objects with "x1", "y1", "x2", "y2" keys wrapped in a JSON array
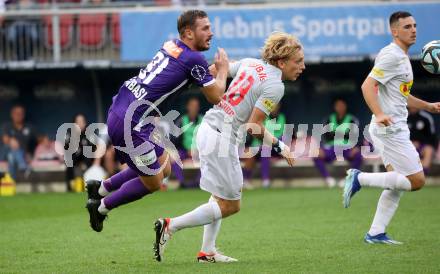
[{"x1": 85, "y1": 10, "x2": 229, "y2": 232}]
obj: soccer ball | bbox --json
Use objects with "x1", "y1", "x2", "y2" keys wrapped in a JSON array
[{"x1": 420, "y1": 40, "x2": 440, "y2": 74}]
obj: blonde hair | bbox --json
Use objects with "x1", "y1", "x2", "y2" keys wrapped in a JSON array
[{"x1": 261, "y1": 32, "x2": 302, "y2": 66}]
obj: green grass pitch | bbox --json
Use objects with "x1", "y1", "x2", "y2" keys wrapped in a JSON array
[{"x1": 1, "y1": 187, "x2": 440, "y2": 273}]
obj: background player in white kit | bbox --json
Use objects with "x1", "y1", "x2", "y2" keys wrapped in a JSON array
[
  {"x1": 343, "y1": 11, "x2": 440, "y2": 244},
  {"x1": 153, "y1": 32, "x2": 304, "y2": 262}
]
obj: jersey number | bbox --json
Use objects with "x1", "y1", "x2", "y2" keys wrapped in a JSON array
[
  {"x1": 138, "y1": 51, "x2": 169, "y2": 85},
  {"x1": 223, "y1": 71, "x2": 254, "y2": 106}
]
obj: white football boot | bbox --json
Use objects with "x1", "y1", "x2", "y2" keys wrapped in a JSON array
[{"x1": 197, "y1": 250, "x2": 238, "y2": 263}]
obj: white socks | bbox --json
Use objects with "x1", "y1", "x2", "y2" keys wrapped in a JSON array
[
  {"x1": 368, "y1": 190, "x2": 403, "y2": 236},
  {"x1": 98, "y1": 183, "x2": 110, "y2": 197},
  {"x1": 201, "y1": 196, "x2": 222, "y2": 253},
  {"x1": 358, "y1": 171, "x2": 412, "y2": 191},
  {"x1": 168, "y1": 198, "x2": 222, "y2": 234},
  {"x1": 98, "y1": 199, "x2": 109, "y2": 215}
]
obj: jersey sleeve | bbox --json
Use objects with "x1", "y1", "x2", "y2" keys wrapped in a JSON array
[
  {"x1": 189, "y1": 54, "x2": 215, "y2": 87},
  {"x1": 368, "y1": 51, "x2": 399, "y2": 85},
  {"x1": 228, "y1": 60, "x2": 242, "y2": 78},
  {"x1": 255, "y1": 82, "x2": 284, "y2": 116}
]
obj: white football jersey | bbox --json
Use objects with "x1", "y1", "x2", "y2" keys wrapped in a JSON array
[
  {"x1": 368, "y1": 42, "x2": 414, "y2": 125},
  {"x1": 203, "y1": 58, "x2": 285, "y2": 143}
]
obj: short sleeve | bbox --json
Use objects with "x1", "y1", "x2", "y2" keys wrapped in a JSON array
[
  {"x1": 189, "y1": 54, "x2": 215, "y2": 87},
  {"x1": 368, "y1": 52, "x2": 399, "y2": 85},
  {"x1": 228, "y1": 60, "x2": 242, "y2": 78},
  {"x1": 255, "y1": 82, "x2": 284, "y2": 116}
]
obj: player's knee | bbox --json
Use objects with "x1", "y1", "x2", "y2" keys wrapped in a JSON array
[
  {"x1": 410, "y1": 177, "x2": 425, "y2": 191},
  {"x1": 140, "y1": 176, "x2": 162, "y2": 193},
  {"x1": 218, "y1": 200, "x2": 240, "y2": 217},
  {"x1": 230, "y1": 203, "x2": 240, "y2": 215},
  {"x1": 149, "y1": 183, "x2": 161, "y2": 192}
]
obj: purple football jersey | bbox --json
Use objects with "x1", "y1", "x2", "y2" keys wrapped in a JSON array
[{"x1": 110, "y1": 39, "x2": 215, "y2": 125}]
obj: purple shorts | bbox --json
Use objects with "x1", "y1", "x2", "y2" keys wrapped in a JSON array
[
  {"x1": 107, "y1": 110, "x2": 164, "y2": 176},
  {"x1": 321, "y1": 146, "x2": 359, "y2": 162}
]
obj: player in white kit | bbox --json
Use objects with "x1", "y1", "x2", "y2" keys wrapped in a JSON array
[
  {"x1": 153, "y1": 32, "x2": 304, "y2": 262},
  {"x1": 343, "y1": 11, "x2": 440, "y2": 244}
]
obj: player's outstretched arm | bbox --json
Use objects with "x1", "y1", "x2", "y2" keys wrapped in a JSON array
[
  {"x1": 209, "y1": 60, "x2": 240, "y2": 78},
  {"x1": 201, "y1": 48, "x2": 229, "y2": 104},
  {"x1": 408, "y1": 95, "x2": 440, "y2": 114},
  {"x1": 361, "y1": 76, "x2": 393, "y2": 126},
  {"x1": 247, "y1": 107, "x2": 294, "y2": 167}
]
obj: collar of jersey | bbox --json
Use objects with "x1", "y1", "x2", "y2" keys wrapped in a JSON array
[
  {"x1": 390, "y1": 42, "x2": 406, "y2": 55},
  {"x1": 265, "y1": 62, "x2": 282, "y2": 79}
]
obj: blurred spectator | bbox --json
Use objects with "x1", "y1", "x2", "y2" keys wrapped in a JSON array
[
  {"x1": 0, "y1": 136, "x2": 8, "y2": 161},
  {"x1": 407, "y1": 107, "x2": 438, "y2": 174},
  {"x1": 171, "y1": 97, "x2": 203, "y2": 188},
  {"x1": 242, "y1": 104, "x2": 287, "y2": 188},
  {"x1": 63, "y1": 114, "x2": 118, "y2": 191},
  {"x1": 1, "y1": 104, "x2": 37, "y2": 180},
  {"x1": 5, "y1": 0, "x2": 38, "y2": 60},
  {"x1": 64, "y1": 113, "x2": 95, "y2": 191},
  {"x1": 31, "y1": 134, "x2": 62, "y2": 167},
  {"x1": 313, "y1": 98, "x2": 362, "y2": 187}
]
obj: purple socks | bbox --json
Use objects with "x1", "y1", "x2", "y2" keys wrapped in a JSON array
[
  {"x1": 313, "y1": 158, "x2": 330, "y2": 178},
  {"x1": 103, "y1": 177, "x2": 151, "y2": 210},
  {"x1": 243, "y1": 168, "x2": 252, "y2": 180},
  {"x1": 260, "y1": 156, "x2": 270, "y2": 180},
  {"x1": 171, "y1": 161, "x2": 185, "y2": 184},
  {"x1": 103, "y1": 168, "x2": 138, "y2": 192},
  {"x1": 350, "y1": 150, "x2": 363, "y2": 170}
]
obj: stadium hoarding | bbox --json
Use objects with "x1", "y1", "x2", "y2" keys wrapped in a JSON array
[{"x1": 121, "y1": 1, "x2": 439, "y2": 61}]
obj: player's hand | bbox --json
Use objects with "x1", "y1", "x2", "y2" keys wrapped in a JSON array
[
  {"x1": 208, "y1": 64, "x2": 217, "y2": 77},
  {"x1": 375, "y1": 113, "x2": 393, "y2": 126},
  {"x1": 280, "y1": 146, "x2": 295, "y2": 167},
  {"x1": 427, "y1": 102, "x2": 440, "y2": 114},
  {"x1": 214, "y1": 48, "x2": 229, "y2": 73}
]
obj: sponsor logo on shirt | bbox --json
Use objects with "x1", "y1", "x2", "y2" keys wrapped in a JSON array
[
  {"x1": 163, "y1": 41, "x2": 183, "y2": 59},
  {"x1": 262, "y1": 98, "x2": 275, "y2": 112},
  {"x1": 399, "y1": 80, "x2": 413, "y2": 97},
  {"x1": 191, "y1": 65, "x2": 206, "y2": 81},
  {"x1": 372, "y1": 67, "x2": 384, "y2": 78},
  {"x1": 134, "y1": 150, "x2": 157, "y2": 167}
]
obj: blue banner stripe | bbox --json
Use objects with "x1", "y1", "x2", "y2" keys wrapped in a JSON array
[{"x1": 121, "y1": 2, "x2": 440, "y2": 61}]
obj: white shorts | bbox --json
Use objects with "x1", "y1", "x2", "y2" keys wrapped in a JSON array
[
  {"x1": 369, "y1": 122, "x2": 422, "y2": 176},
  {"x1": 196, "y1": 122, "x2": 243, "y2": 200}
]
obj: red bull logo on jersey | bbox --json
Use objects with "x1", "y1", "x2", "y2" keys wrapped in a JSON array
[{"x1": 399, "y1": 80, "x2": 413, "y2": 97}]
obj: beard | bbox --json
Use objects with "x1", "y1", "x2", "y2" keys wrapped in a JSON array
[{"x1": 194, "y1": 38, "x2": 210, "y2": 51}]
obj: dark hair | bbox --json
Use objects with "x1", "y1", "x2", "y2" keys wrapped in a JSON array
[
  {"x1": 11, "y1": 103, "x2": 25, "y2": 111},
  {"x1": 389, "y1": 11, "x2": 412, "y2": 26},
  {"x1": 72, "y1": 113, "x2": 87, "y2": 124},
  {"x1": 186, "y1": 96, "x2": 200, "y2": 103},
  {"x1": 177, "y1": 10, "x2": 208, "y2": 37},
  {"x1": 333, "y1": 98, "x2": 346, "y2": 104}
]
